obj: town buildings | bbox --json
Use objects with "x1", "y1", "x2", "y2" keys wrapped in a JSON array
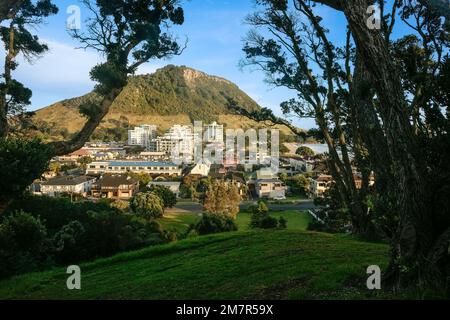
[
  {"x1": 151, "y1": 125, "x2": 196, "y2": 157},
  {"x1": 309, "y1": 175, "x2": 334, "y2": 198},
  {"x1": 204, "y1": 121, "x2": 224, "y2": 143},
  {"x1": 40, "y1": 175, "x2": 96, "y2": 197},
  {"x1": 91, "y1": 174, "x2": 139, "y2": 199},
  {"x1": 86, "y1": 161, "x2": 182, "y2": 176},
  {"x1": 128, "y1": 125, "x2": 157, "y2": 149}
]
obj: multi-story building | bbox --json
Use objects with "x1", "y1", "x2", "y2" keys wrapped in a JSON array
[
  {"x1": 151, "y1": 125, "x2": 196, "y2": 161},
  {"x1": 204, "y1": 121, "x2": 224, "y2": 143},
  {"x1": 86, "y1": 161, "x2": 182, "y2": 176},
  {"x1": 309, "y1": 174, "x2": 333, "y2": 198},
  {"x1": 128, "y1": 125, "x2": 157, "y2": 149},
  {"x1": 40, "y1": 176, "x2": 97, "y2": 197}
]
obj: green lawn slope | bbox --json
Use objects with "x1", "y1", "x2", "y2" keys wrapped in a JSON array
[{"x1": 0, "y1": 230, "x2": 390, "y2": 300}]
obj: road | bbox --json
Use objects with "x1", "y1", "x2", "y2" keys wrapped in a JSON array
[{"x1": 169, "y1": 200, "x2": 316, "y2": 214}]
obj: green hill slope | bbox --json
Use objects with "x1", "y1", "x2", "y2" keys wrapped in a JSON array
[{"x1": 0, "y1": 230, "x2": 389, "y2": 300}]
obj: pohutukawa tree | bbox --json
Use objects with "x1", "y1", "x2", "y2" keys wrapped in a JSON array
[
  {"x1": 232, "y1": 0, "x2": 450, "y2": 291},
  {"x1": 0, "y1": 0, "x2": 186, "y2": 212},
  {"x1": 0, "y1": 0, "x2": 58, "y2": 137}
]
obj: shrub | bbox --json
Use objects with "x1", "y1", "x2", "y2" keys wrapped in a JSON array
[
  {"x1": 110, "y1": 200, "x2": 130, "y2": 211},
  {"x1": 130, "y1": 192, "x2": 164, "y2": 219},
  {"x1": 194, "y1": 213, "x2": 238, "y2": 235},
  {"x1": 52, "y1": 220, "x2": 86, "y2": 264},
  {"x1": 259, "y1": 216, "x2": 279, "y2": 229},
  {"x1": 279, "y1": 216, "x2": 288, "y2": 229},
  {"x1": 149, "y1": 185, "x2": 177, "y2": 208},
  {"x1": 1, "y1": 195, "x2": 168, "y2": 279},
  {"x1": 0, "y1": 211, "x2": 51, "y2": 278}
]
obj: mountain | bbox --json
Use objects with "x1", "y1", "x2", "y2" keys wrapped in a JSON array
[{"x1": 33, "y1": 65, "x2": 292, "y2": 141}]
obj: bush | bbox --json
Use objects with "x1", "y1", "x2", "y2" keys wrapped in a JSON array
[
  {"x1": 130, "y1": 192, "x2": 165, "y2": 220},
  {"x1": 110, "y1": 200, "x2": 130, "y2": 211},
  {"x1": 279, "y1": 216, "x2": 288, "y2": 229},
  {"x1": 0, "y1": 211, "x2": 51, "y2": 278},
  {"x1": 249, "y1": 201, "x2": 288, "y2": 230},
  {"x1": 1, "y1": 195, "x2": 169, "y2": 279},
  {"x1": 259, "y1": 216, "x2": 279, "y2": 229},
  {"x1": 149, "y1": 185, "x2": 177, "y2": 208},
  {"x1": 194, "y1": 213, "x2": 238, "y2": 235}
]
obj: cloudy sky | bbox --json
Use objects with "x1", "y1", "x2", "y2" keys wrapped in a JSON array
[{"x1": 1, "y1": 0, "x2": 355, "y2": 129}]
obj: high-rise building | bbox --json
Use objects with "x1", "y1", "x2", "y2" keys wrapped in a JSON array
[
  {"x1": 128, "y1": 125, "x2": 157, "y2": 149},
  {"x1": 204, "y1": 121, "x2": 224, "y2": 143},
  {"x1": 151, "y1": 125, "x2": 196, "y2": 158}
]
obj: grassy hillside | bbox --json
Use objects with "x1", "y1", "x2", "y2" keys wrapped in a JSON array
[
  {"x1": 32, "y1": 65, "x2": 296, "y2": 140},
  {"x1": 0, "y1": 230, "x2": 390, "y2": 300}
]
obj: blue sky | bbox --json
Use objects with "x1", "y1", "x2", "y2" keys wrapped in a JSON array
[{"x1": 4, "y1": 0, "x2": 354, "y2": 129}]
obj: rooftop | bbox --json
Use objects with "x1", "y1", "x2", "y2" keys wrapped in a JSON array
[
  {"x1": 92, "y1": 161, "x2": 178, "y2": 167},
  {"x1": 94, "y1": 174, "x2": 139, "y2": 187},
  {"x1": 41, "y1": 175, "x2": 95, "y2": 186}
]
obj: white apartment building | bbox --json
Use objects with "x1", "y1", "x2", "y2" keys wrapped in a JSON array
[
  {"x1": 152, "y1": 125, "x2": 196, "y2": 156},
  {"x1": 86, "y1": 161, "x2": 182, "y2": 176},
  {"x1": 204, "y1": 121, "x2": 224, "y2": 143},
  {"x1": 128, "y1": 125, "x2": 157, "y2": 149}
]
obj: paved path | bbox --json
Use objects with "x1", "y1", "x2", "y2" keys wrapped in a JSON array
[{"x1": 168, "y1": 200, "x2": 316, "y2": 214}]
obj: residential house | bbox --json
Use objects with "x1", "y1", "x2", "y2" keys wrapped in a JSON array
[
  {"x1": 91, "y1": 174, "x2": 139, "y2": 199},
  {"x1": 309, "y1": 175, "x2": 333, "y2": 198},
  {"x1": 57, "y1": 148, "x2": 92, "y2": 162},
  {"x1": 189, "y1": 163, "x2": 211, "y2": 177},
  {"x1": 254, "y1": 179, "x2": 286, "y2": 199},
  {"x1": 40, "y1": 175, "x2": 96, "y2": 197}
]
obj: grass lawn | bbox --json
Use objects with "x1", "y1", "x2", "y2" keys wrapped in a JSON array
[
  {"x1": 158, "y1": 212, "x2": 202, "y2": 234},
  {"x1": 236, "y1": 210, "x2": 312, "y2": 231},
  {"x1": 157, "y1": 210, "x2": 312, "y2": 235},
  {"x1": 0, "y1": 230, "x2": 391, "y2": 300}
]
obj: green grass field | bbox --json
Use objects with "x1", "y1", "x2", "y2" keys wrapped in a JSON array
[
  {"x1": 158, "y1": 210, "x2": 312, "y2": 235},
  {"x1": 0, "y1": 230, "x2": 390, "y2": 300}
]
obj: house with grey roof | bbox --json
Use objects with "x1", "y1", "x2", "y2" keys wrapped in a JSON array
[{"x1": 40, "y1": 176, "x2": 97, "y2": 197}]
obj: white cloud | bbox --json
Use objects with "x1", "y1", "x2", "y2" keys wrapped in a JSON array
[{"x1": 0, "y1": 38, "x2": 167, "y2": 110}]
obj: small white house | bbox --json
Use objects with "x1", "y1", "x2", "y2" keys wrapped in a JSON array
[
  {"x1": 40, "y1": 176, "x2": 97, "y2": 197},
  {"x1": 189, "y1": 163, "x2": 211, "y2": 177},
  {"x1": 254, "y1": 179, "x2": 286, "y2": 199}
]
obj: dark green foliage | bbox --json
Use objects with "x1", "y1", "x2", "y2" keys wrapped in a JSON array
[
  {"x1": 308, "y1": 188, "x2": 351, "y2": 234},
  {"x1": 0, "y1": 137, "x2": 52, "y2": 202},
  {"x1": 194, "y1": 213, "x2": 238, "y2": 235},
  {"x1": 249, "y1": 201, "x2": 287, "y2": 229},
  {"x1": 259, "y1": 216, "x2": 279, "y2": 229},
  {"x1": 249, "y1": 201, "x2": 269, "y2": 229},
  {"x1": 73, "y1": 0, "x2": 185, "y2": 96},
  {"x1": 1, "y1": 195, "x2": 167, "y2": 279},
  {"x1": 0, "y1": 0, "x2": 58, "y2": 122},
  {"x1": 296, "y1": 146, "x2": 315, "y2": 157},
  {"x1": 285, "y1": 174, "x2": 310, "y2": 196},
  {"x1": 149, "y1": 185, "x2": 177, "y2": 208},
  {"x1": 0, "y1": 211, "x2": 50, "y2": 278},
  {"x1": 130, "y1": 192, "x2": 165, "y2": 219},
  {"x1": 279, "y1": 216, "x2": 287, "y2": 229}
]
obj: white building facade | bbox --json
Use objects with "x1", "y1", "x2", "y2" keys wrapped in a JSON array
[
  {"x1": 86, "y1": 161, "x2": 182, "y2": 176},
  {"x1": 128, "y1": 125, "x2": 157, "y2": 149}
]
